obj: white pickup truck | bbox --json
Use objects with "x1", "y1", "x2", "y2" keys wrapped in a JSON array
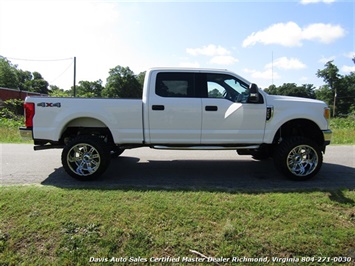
[{"x1": 20, "y1": 68, "x2": 332, "y2": 181}]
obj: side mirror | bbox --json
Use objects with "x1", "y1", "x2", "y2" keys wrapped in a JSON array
[{"x1": 248, "y1": 83, "x2": 259, "y2": 103}]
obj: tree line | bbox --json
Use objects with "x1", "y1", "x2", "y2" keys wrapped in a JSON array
[
  {"x1": 0, "y1": 56, "x2": 145, "y2": 99},
  {"x1": 264, "y1": 59, "x2": 355, "y2": 117},
  {"x1": 1, "y1": 55, "x2": 354, "y2": 117},
  {"x1": 0, "y1": 56, "x2": 49, "y2": 94}
]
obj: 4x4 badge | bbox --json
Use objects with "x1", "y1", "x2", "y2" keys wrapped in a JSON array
[{"x1": 37, "y1": 102, "x2": 61, "y2": 108}]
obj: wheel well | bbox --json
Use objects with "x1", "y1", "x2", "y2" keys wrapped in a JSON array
[
  {"x1": 273, "y1": 119, "x2": 324, "y2": 147},
  {"x1": 60, "y1": 118, "x2": 115, "y2": 148}
]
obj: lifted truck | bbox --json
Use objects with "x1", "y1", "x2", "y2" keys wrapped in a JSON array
[{"x1": 20, "y1": 68, "x2": 332, "y2": 181}]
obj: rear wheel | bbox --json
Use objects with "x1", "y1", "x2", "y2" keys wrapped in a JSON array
[
  {"x1": 62, "y1": 136, "x2": 111, "y2": 181},
  {"x1": 274, "y1": 137, "x2": 322, "y2": 181}
]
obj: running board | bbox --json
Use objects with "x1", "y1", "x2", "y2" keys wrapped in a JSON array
[
  {"x1": 34, "y1": 144, "x2": 64, "y2": 151},
  {"x1": 152, "y1": 145, "x2": 260, "y2": 150}
]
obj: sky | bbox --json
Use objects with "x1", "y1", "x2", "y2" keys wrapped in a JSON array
[{"x1": 0, "y1": 0, "x2": 354, "y2": 90}]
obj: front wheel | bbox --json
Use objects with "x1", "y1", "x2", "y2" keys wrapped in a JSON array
[
  {"x1": 274, "y1": 137, "x2": 323, "y2": 181},
  {"x1": 62, "y1": 136, "x2": 111, "y2": 181}
]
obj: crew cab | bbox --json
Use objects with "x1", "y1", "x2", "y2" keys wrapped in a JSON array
[{"x1": 19, "y1": 68, "x2": 332, "y2": 181}]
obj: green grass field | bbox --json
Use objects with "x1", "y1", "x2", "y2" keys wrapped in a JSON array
[
  {"x1": 0, "y1": 118, "x2": 28, "y2": 143},
  {"x1": 329, "y1": 118, "x2": 355, "y2": 145},
  {"x1": 0, "y1": 186, "x2": 354, "y2": 265}
]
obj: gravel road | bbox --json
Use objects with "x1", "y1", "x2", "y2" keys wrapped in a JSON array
[{"x1": 1, "y1": 144, "x2": 354, "y2": 192}]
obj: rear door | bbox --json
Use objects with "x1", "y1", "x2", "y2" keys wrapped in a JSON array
[
  {"x1": 147, "y1": 72, "x2": 202, "y2": 144},
  {"x1": 200, "y1": 73, "x2": 266, "y2": 144}
]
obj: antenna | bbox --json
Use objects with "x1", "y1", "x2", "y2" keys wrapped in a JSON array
[
  {"x1": 73, "y1": 57, "x2": 76, "y2": 97},
  {"x1": 272, "y1": 51, "x2": 274, "y2": 86}
]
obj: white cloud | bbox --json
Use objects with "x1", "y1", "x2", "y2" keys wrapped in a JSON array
[
  {"x1": 300, "y1": 0, "x2": 335, "y2": 4},
  {"x1": 344, "y1": 52, "x2": 355, "y2": 59},
  {"x1": 265, "y1": 57, "x2": 306, "y2": 70},
  {"x1": 319, "y1": 56, "x2": 336, "y2": 64},
  {"x1": 1, "y1": 1, "x2": 119, "y2": 55},
  {"x1": 243, "y1": 22, "x2": 302, "y2": 47},
  {"x1": 243, "y1": 56, "x2": 304, "y2": 81},
  {"x1": 302, "y1": 23, "x2": 345, "y2": 44},
  {"x1": 341, "y1": 65, "x2": 355, "y2": 73},
  {"x1": 179, "y1": 61, "x2": 201, "y2": 68},
  {"x1": 0, "y1": 1, "x2": 121, "y2": 89},
  {"x1": 186, "y1": 44, "x2": 238, "y2": 66},
  {"x1": 242, "y1": 21, "x2": 345, "y2": 47},
  {"x1": 244, "y1": 68, "x2": 280, "y2": 80},
  {"x1": 209, "y1": 56, "x2": 239, "y2": 65},
  {"x1": 186, "y1": 44, "x2": 230, "y2": 57}
]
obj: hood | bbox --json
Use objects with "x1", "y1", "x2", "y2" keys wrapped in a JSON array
[{"x1": 266, "y1": 94, "x2": 327, "y2": 106}]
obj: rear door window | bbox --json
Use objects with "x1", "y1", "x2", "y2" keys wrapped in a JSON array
[{"x1": 155, "y1": 73, "x2": 195, "y2": 97}]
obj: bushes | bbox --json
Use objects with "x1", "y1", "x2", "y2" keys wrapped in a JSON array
[
  {"x1": 0, "y1": 99, "x2": 24, "y2": 120},
  {"x1": 329, "y1": 116, "x2": 355, "y2": 145},
  {"x1": 330, "y1": 115, "x2": 355, "y2": 129},
  {"x1": 0, "y1": 99, "x2": 26, "y2": 142}
]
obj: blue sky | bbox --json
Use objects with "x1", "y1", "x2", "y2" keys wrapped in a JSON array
[{"x1": 0, "y1": 0, "x2": 354, "y2": 90}]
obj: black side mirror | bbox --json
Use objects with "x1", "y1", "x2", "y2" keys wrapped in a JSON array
[{"x1": 248, "y1": 83, "x2": 259, "y2": 103}]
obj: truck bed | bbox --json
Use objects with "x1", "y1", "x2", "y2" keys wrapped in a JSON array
[{"x1": 30, "y1": 97, "x2": 143, "y2": 144}]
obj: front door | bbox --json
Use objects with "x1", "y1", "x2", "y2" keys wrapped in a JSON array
[{"x1": 201, "y1": 73, "x2": 266, "y2": 144}]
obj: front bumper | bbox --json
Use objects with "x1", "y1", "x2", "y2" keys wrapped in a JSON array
[
  {"x1": 19, "y1": 127, "x2": 33, "y2": 141},
  {"x1": 322, "y1": 129, "x2": 332, "y2": 145}
]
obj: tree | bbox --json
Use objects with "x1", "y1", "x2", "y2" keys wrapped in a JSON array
[
  {"x1": 136, "y1": 71, "x2": 146, "y2": 89},
  {"x1": 70, "y1": 80, "x2": 104, "y2": 98},
  {"x1": 0, "y1": 56, "x2": 50, "y2": 94},
  {"x1": 49, "y1": 85, "x2": 70, "y2": 97},
  {"x1": 102, "y1": 66, "x2": 142, "y2": 98},
  {"x1": 16, "y1": 69, "x2": 32, "y2": 91},
  {"x1": 315, "y1": 84, "x2": 333, "y2": 109},
  {"x1": 0, "y1": 56, "x2": 19, "y2": 89},
  {"x1": 338, "y1": 72, "x2": 355, "y2": 115},
  {"x1": 264, "y1": 83, "x2": 315, "y2": 99},
  {"x1": 316, "y1": 61, "x2": 341, "y2": 116},
  {"x1": 26, "y1": 72, "x2": 49, "y2": 94},
  {"x1": 265, "y1": 84, "x2": 278, "y2": 95},
  {"x1": 208, "y1": 88, "x2": 223, "y2": 98}
]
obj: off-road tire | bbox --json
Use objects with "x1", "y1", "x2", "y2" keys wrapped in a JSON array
[
  {"x1": 274, "y1": 137, "x2": 323, "y2": 181},
  {"x1": 62, "y1": 135, "x2": 111, "y2": 181}
]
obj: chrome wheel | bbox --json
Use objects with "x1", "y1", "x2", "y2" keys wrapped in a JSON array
[
  {"x1": 67, "y1": 143, "x2": 101, "y2": 177},
  {"x1": 286, "y1": 144, "x2": 318, "y2": 177},
  {"x1": 62, "y1": 136, "x2": 111, "y2": 181},
  {"x1": 274, "y1": 137, "x2": 323, "y2": 181}
]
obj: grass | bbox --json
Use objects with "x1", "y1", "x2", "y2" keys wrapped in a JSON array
[
  {"x1": 0, "y1": 118, "x2": 31, "y2": 143},
  {"x1": 0, "y1": 127, "x2": 30, "y2": 143},
  {"x1": 0, "y1": 186, "x2": 354, "y2": 265},
  {"x1": 329, "y1": 118, "x2": 355, "y2": 145}
]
